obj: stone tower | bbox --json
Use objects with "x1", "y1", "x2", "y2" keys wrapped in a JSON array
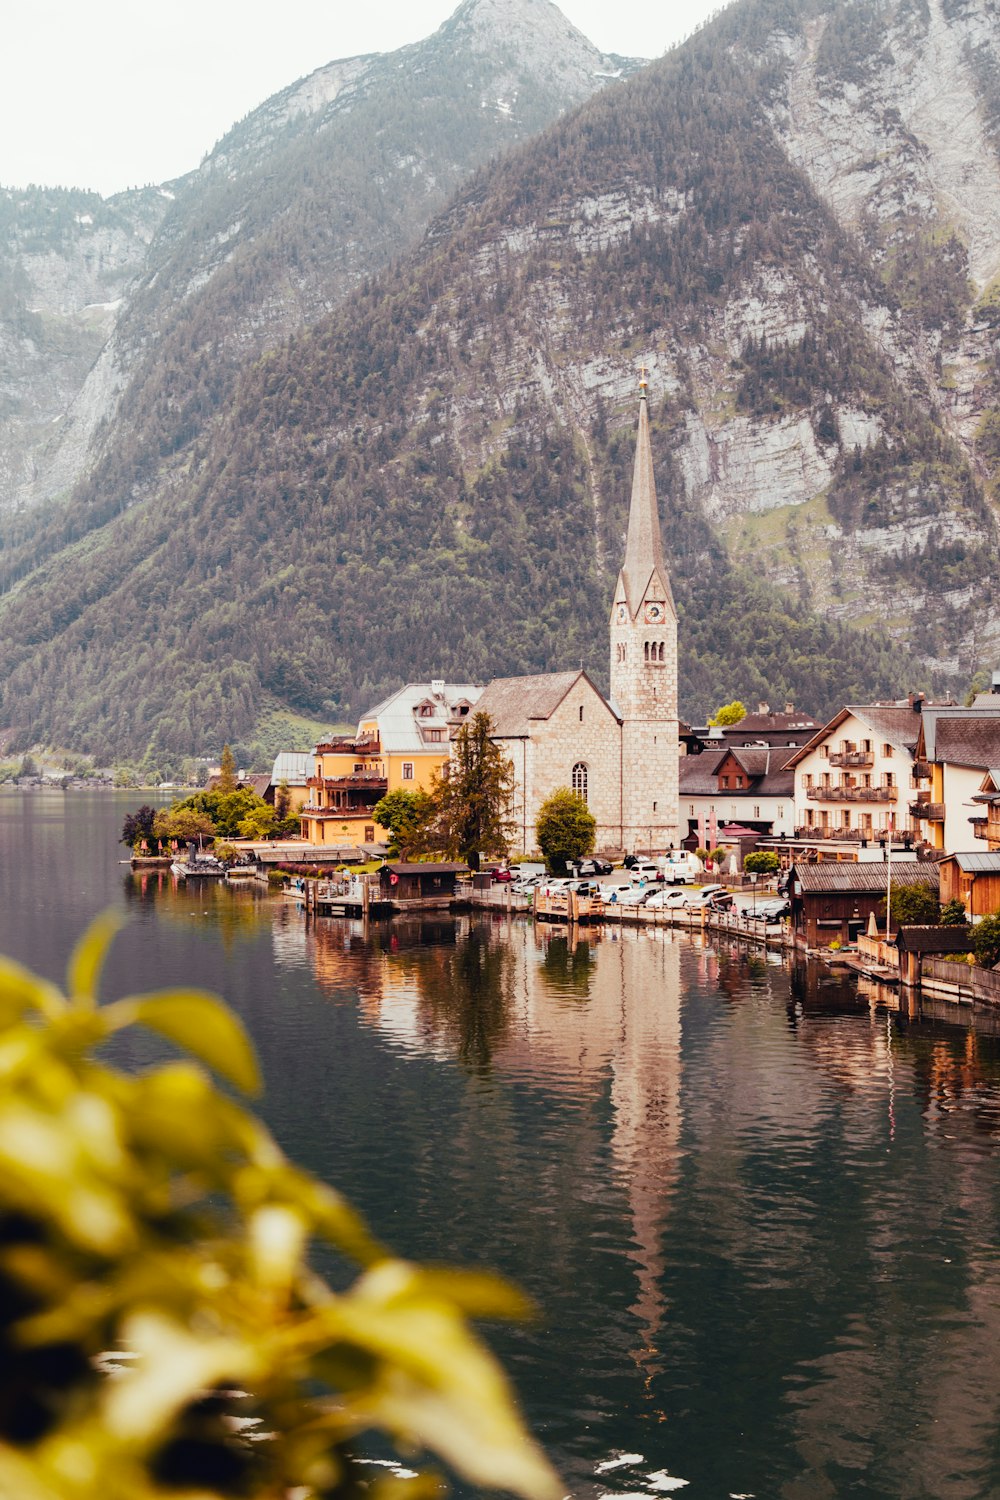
[{"x1": 609, "y1": 379, "x2": 680, "y2": 853}]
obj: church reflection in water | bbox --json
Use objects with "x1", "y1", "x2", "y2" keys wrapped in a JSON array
[{"x1": 296, "y1": 912, "x2": 684, "y2": 1371}]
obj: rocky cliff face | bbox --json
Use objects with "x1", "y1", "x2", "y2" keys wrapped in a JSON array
[
  {"x1": 2, "y1": 0, "x2": 641, "y2": 517},
  {"x1": 0, "y1": 187, "x2": 167, "y2": 513},
  {"x1": 2, "y1": 0, "x2": 999, "y2": 761}
]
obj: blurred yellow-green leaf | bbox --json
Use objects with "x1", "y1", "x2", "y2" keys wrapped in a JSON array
[
  {"x1": 67, "y1": 912, "x2": 124, "y2": 1008},
  {"x1": 105, "y1": 990, "x2": 261, "y2": 1095}
]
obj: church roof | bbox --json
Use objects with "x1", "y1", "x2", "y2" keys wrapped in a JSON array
[
  {"x1": 476, "y1": 670, "x2": 616, "y2": 737},
  {"x1": 619, "y1": 390, "x2": 675, "y2": 619}
]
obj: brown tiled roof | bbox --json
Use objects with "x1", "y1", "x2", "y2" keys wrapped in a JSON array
[
  {"x1": 895, "y1": 926, "x2": 972, "y2": 954},
  {"x1": 932, "y1": 719, "x2": 1000, "y2": 769},
  {"x1": 792, "y1": 861, "x2": 939, "y2": 893},
  {"x1": 678, "y1": 751, "x2": 726, "y2": 795},
  {"x1": 733, "y1": 711, "x2": 820, "y2": 733},
  {"x1": 382, "y1": 862, "x2": 469, "y2": 875},
  {"x1": 476, "y1": 670, "x2": 616, "y2": 737}
]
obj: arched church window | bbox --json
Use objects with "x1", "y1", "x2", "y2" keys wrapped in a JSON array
[
  {"x1": 643, "y1": 642, "x2": 650, "y2": 662},
  {"x1": 658, "y1": 641, "x2": 665, "y2": 662},
  {"x1": 572, "y1": 762, "x2": 589, "y2": 803}
]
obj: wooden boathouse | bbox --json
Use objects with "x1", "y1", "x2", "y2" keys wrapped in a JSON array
[{"x1": 378, "y1": 862, "x2": 469, "y2": 909}]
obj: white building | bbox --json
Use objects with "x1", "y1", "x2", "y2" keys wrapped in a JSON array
[{"x1": 785, "y1": 702, "x2": 929, "y2": 849}]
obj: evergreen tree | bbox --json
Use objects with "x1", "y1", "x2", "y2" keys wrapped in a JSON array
[
  {"x1": 432, "y1": 712, "x2": 514, "y2": 871},
  {"x1": 219, "y1": 743, "x2": 238, "y2": 793}
]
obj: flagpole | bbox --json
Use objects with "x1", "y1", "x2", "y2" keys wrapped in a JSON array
[{"x1": 885, "y1": 810, "x2": 893, "y2": 942}]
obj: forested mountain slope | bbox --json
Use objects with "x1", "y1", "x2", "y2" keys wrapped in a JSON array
[
  {"x1": 2, "y1": 0, "x2": 999, "y2": 765},
  {"x1": 4, "y1": 0, "x2": 639, "y2": 519}
]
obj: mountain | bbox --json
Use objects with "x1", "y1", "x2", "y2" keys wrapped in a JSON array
[
  {"x1": 2, "y1": 0, "x2": 999, "y2": 770},
  {"x1": 2, "y1": 0, "x2": 641, "y2": 519},
  {"x1": 0, "y1": 185, "x2": 168, "y2": 516}
]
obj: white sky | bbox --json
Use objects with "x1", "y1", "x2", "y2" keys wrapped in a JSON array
[{"x1": 1, "y1": 0, "x2": 722, "y2": 198}]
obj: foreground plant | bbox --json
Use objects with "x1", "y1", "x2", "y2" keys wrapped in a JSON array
[{"x1": 0, "y1": 916, "x2": 560, "y2": 1500}]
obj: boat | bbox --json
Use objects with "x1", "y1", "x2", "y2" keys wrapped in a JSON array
[{"x1": 171, "y1": 855, "x2": 226, "y2": 878}]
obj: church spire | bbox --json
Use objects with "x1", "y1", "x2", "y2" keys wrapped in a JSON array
[{"x1": 620, "y1": 376, "x2": 675, "y2": 619}]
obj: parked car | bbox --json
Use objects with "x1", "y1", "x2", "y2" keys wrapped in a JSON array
[
  {"x1": 572, "y1": 857, "x2": 614, "y2": 877},
  {"x1": 644, "y1": 888, "x2": 691, "y2": 910},
  {"x1": 602, "y1": 883, "x2": 635, "y2": 905},
  {"x1": 629, "y1": 862, "x2": 664, "y2": 885},
  {"x1": 709, "y1": 891, "x2": 735, "y2": 911},
  {"x1": 754, "y1": 898, "x2": 790, "y2": 920},
  {"x1": 616, "y1": 886, "x2": 657, "y2": 907},
  {"x1": 677, "y1": 885, "x2": 725, "y2": 910},
  {"x1": 490, "y1": 867, "x2": 513, "y2": 882}
]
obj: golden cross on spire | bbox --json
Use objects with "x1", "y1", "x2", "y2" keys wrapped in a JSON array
[{"x1": 639, "y1": 362, "x2": 648, "y2": 392}]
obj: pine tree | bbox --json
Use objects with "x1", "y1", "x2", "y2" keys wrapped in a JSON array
[
  {"x1": 219, "y1": 743, "x2": 237, "y2": 793},
  {"x1": 432, "y1": 712, "x2": 514, "y2": 871}
]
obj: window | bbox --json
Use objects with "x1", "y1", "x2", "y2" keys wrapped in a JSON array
[
  {"x1": 402, "y1": 762, "x2": 414, "y2": 781},
  {"x1": 820, "y1": 745, "x2": 828, "y2": 758},
  {"x1": 572, "y1": 762, "x2": 588, "y2": 803},
  {"x1": 689, "y1": 804, "x2": 695, "y2": 816},
  {"x1": 804, "y1": 774, "x2": 813, "y2": 788},
  {"x1": 861, "y1": 739, "x2": 872, "y2": 752},
  {"x1": 426, "y1": 729, "x2": 444, "y2": 742},
  {"x1": 882, "y1": 744, "x2": 893, "y2": 758},
  {"x1": 721, "y1": 776, "x2": 730, "y2": 788},
  {"x1": 754, "y1": 806, "x2": 760, "y2": 818},
  {"x1": 364, "y1": 826, "x2": 375, "y2": 843},
  {"x1": 579, "y1": 704, "x2": 584, "y2": 723}
]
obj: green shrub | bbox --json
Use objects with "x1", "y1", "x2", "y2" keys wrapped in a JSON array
[{"x1": 0, "y1": 917, "x2": 558, "y2": 1500}]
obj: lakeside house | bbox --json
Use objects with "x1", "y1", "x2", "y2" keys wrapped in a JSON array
[
  {"x1": 788, "y1": 860, "x2": 940, "y2": 949},
  {"x1": 300, "y1": 681, "x2": 481, "y2": 850},
  {"x1": 678, "y1": 743, "x2": 796, "y2": 848},
  {"x1": 909, "y1": 704, "x2": 1000, "y2": 852}
]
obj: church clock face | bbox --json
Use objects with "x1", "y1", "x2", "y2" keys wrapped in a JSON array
[
  {"x1": 643, "y1": 601, "x2": 665, "y2": 624},
  {"x1": 616, "y1": 603, "x2": 629, "y2": 624}
]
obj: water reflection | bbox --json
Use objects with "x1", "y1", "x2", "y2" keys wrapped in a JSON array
[
  {"x1": 305, "y1": 914, "x2": 684, "y2": 1379},
  {"x1": 10, "y1": 791, "x2": 1000, "y2": 1497}
]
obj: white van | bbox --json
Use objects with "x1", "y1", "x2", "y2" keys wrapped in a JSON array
[{"x1": 658, "y1": 852, "x2": 701, "y2": 885}]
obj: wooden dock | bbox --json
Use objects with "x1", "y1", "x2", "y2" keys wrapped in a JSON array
[{"x1": 532, "y1": 888, "x2": 792, "y2": 949}]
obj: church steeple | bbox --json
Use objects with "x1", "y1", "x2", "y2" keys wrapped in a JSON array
[
  {"x1": 619, "y1": 376, "x2": 675, "y2": 620},
  {"x1": 608, "y1": 373, "x2": 680, "y2": 853}
]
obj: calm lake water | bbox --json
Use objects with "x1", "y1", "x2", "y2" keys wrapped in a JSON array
[{"x1": 4, "y1": 789, "x2": 1000, "y2": 1499}]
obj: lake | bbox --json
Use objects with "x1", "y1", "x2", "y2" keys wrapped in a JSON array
[{"x1": 4, "y1": 789, "x2": 1000, "y2": 1498}]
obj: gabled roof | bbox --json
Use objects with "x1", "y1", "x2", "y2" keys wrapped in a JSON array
[
  {"x1": 680, "y1": 744, "x2": 794, "y2": 798},
  {"x1": 382, "y1": 862, "x2": 468, "y2": 876},
  {"x1": 476, "y1": 669, "x2": 617, "y2": 738},
  {"x1": 919, "y1": 711, "x2": 1000, "y2": 767},
  {"x1": 617, "y1": 390, "x2": 675, "y2": 619},
  {"x1": 791, "y1": 861, "x2": 939, "y2": 893},
  {"x1": 357, "y1": 682, "x2": 483, "y2": 753},
  {"x1": 785, "y1": 704, "x2": 924, "y2": 769},
  {"x1": 679, "y1": 750, "x2": 727, "y2": 795},
  {"x1": 941, "y1": 851, "x2": 1000, "y2": 874},
  {"x1": 895, "y1": 925, "x2": 972, "y2": 954}
]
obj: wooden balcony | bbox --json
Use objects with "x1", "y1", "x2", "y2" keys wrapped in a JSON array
[
  {"x1": 829, "y1": 750, "x2": 874, "y2": 768},
  {"x1": 806, "y1": 785, "x2": 898, "y2": 803},
  {"x1": 909, "y1": 800, "x2": 945, "y2": 822},
  {"x1": 912, "y1": 759, "x2": 931, "y2": 779},
  {"x1": 307, "y1": 773, "x2": 387, "y2": 791}
]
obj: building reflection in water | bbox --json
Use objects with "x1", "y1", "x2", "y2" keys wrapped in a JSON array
[{"x1": 300, "y1": 913, "x2": 683, "y2": 1375}]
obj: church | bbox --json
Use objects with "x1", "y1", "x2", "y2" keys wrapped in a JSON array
[{"x1": 475, "y1": 378, "x2": 680, "y2": 854}]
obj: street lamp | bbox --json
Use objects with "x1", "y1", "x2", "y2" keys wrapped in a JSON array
[{"x1": 750, "y1": 870, "x2": 758, "y2": 919}]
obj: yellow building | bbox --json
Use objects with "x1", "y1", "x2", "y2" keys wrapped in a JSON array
[
  {"x1": 301, "y1": 735, "x2": 387, "y2": 849},
  {"x1": 356, "y1": 680, "x2": 481, "y2": 793},
  {"x1": 301, "y1": 681, "x2": 482, "y2": 850}
]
